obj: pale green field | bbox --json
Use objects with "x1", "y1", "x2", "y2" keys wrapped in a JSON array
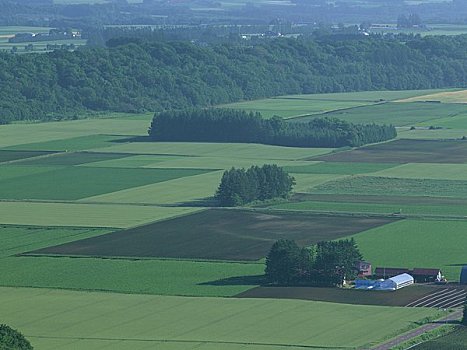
[
  {"x1": 0, "y1": 202, "x2": 201, "y2": 228},
  {"x1": 0, "y1": 287, "x2": 438, "y2": 350},
  {"x1": 353, "y1": 220, "x2": 467, "y2": 280},
  {"x1": 292, "y1": 173, "x2": 347, "y2": 192},
  {"x1": 398, "y1": 127, "x2": 467, "y2": 140},
  {"x1": 374, "y1": 163, "x2": 467, "y2": 180},
  {"x1": 80, "y1": 171, "x2": 224, "y2": 205},
  {"x1": 0, "y1": 118, "x2": 148, "y2": 148},
  {"x1": 95, "y1": 142, "x2": 332, "y2": 160},
  {"x1": 82, "y1": 154, "x2": 186, "y2": 168}
]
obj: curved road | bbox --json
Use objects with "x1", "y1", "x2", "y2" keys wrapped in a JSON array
[{"x1": 370, "y1": 309, "x2": 463, "y2": 350}]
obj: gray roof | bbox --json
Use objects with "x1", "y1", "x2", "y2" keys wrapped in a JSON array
[{"x1": 389, "y1": 273, "x2": 414, "y2": 284}]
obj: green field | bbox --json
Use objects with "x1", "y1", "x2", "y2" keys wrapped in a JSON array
[
  {"x1": 283, "y1": 161, "x2": 397, "y2": 175},
  {"x1": 0, "y1": 287, "x2": 439, "y2": 350},
  {"x1": 374, "y1": 163, "x2": 467, "y2": 181},
  {"x1": 412, "y1": 327, "x2": 467, "y2": 350},
  {"x1": 352, "y1": 220, "x2": 467, "y2": 280}
]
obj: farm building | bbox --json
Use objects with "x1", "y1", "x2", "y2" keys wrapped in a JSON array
[
  {"x1": 356, "y1": 261, "x2": 372, "y2": 277},
  {"x1": 374, "y1": 267, "x2": 410, "y2": 279},
  {"x1": 461, "y1": 266, "x2": 467, "y2": 285},
  {"x1": 378, "y1": 274, "x2": 414, "y2": 291},
  {"x1": 411, "y1": 268, "x2": 443, "y2": 283}
]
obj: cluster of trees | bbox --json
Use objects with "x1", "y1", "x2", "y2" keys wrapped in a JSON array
[
  {"x1": 149, "y1": 109, "x2": 396, "y2": 148},
  {"x1": 0, "y1": 324, "x2": 33, "y2": 350},
  {"x1": 216, "y1": 165, "x2": 295, "y2": 207},
  {"x1": 265, "y1": 239, "x2": 363, "y2": 286},
  {"x1": 2, "y1": 36, "x2": 467, "y2": 123}
]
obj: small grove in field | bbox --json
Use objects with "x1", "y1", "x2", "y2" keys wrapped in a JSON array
[
  {"x1": 316, "y1": 139, "x2": 467, "y2": 164},
  {"x1": 149, "y1": 109, "x2": 397, "y2": 148},
  {"x1": 0, "y1": 324, "x2": 33, "y2": 350},
  {"x1": 31, "y1": 209, "x2": 397, "y2": 261}
]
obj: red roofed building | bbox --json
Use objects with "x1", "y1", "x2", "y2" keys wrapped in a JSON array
[{"x1": 411, "y1": 268, "x2": 442, "y2": 283}]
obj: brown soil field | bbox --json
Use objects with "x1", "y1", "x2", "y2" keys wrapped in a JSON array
[
  {"x1": 315, "y1": 139, "x2": 467, "y2": 164},
  {"x1": 236, "y1": 284, "x2": 444, "y2": 307},
  {"x1": 30, "y1": 209, "x2": 397, "y2": 261}
]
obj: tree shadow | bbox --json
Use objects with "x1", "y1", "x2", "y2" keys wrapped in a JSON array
[
  {"x1": 447, "y1": 263, "x2": 467, "y2": 267},
  {"x1": 111, "y1": 136, "x2": 151, "y2": 143},
  {"x1": 199, "y1": 274, "x2": 266, "y2": 286}
]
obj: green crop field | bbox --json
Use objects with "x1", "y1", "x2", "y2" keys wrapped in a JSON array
[
  {"x1": 0, "y1": 201, "x2": 200, "y2": 228},
  {"x1": 283, "y1": 161, "x2": 397, "y2": 175},
  {"x1": 412, "y1": 327, "x2": 467, "y2": 350},
  {"x1": 0, "y1": 150, "x2": 55, "y2": 163},
  {"x1": 0, "y1": 287, "x2": 439, "y2": 350},
  {"x1": 352, "y1": 220, "x2": 467, "y2": 280},
  {"x1": 374, "y1": 163, "x2": 467, "y2": 181}
]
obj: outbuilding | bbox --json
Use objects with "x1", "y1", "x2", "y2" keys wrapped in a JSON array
[
  {"x1": 411, "y1": 268, "x2": 442, "y2": 283},
  {"x1": 461, "y1": 266, "x2": 467, "y2": 285},
  {"x1": 377, "y1": 273, "x2": 414, "y2": 291}
]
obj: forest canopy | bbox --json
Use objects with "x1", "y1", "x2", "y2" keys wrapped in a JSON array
[
  {"x1": 148, "y1": 109, "x2": 397, "y2": 148},
  {"x1": 1, "y1": 35, "x2": 467, "y2": 123}
]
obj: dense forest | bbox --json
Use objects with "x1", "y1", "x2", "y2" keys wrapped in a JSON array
[
  {"x1": 148, "y1": 109, "x2": 397, "y2": 147},
  {"x1": 0, "y1": 324, "x2": 33, "y2": 350},
  {"x1": 265, "y1": 239, "x2": 363, "y2": 286},
  {"x1": 1, "y1": 35, "x2": 467, "y2": 123},
  {"x1": 216, "y1": 165, "x2": 295, "y2": 206}
]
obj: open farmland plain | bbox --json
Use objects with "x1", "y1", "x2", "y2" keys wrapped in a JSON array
[{"x1": 2, "y1": 89, "x2": 467, "y2": 349}]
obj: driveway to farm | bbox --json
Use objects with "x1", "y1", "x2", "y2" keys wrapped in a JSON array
[{"x1": 370, "y1": 309, "x2": 463, "y2": 350}]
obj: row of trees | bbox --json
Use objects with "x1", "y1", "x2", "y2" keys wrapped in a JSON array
[
  {"x1": 215, "y1": 165, "x2": 295, "y2": 207},
  {"x1": 149, "y1": 109, "x2": 396, "y2": 148},
  {"x1": 1, "y1": 35, "x2": 467, "y2": 123},
  {"x1": 265, "y1": 239, "x2": 363, "y2": 286}
]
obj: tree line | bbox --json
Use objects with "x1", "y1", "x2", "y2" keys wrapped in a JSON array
[
  {"x1": 265, "y1": 238, "x2": 363, "y2": 286},
  {"x1": 1, "y1": 35, "x2": 467, "y2": 123},
  {"x1": 216, "y1": 165, "x2": 295, "y2": 207},
  {"x1": 148, "y1": 109, "x2": 397, "y2": 148}
]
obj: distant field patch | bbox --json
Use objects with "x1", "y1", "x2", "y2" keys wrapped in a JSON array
[
  {"x1": 0, "y1": 202, "x2": 199, "y2": 228},
  {"x1": 237, "y1": 284, "x2": 437, "y2": 307},
  {"x1": 0, "y1": 166, "x2": 211, "y2": 200},
  {"x1": 0, "y1": 150, "x2": 55, "y2": 163},
  {"x1": 352, "y1": 219, "x2": 467, "y2": 280},
  {"x1": 82, "y1": 154, "x2": 186, "y2": 168},
  {"x1": 412, "y1": 327, "x2": 467, "y2": 350},
  {"x1": 316, "y1": 139, "x2": 467, "y2": 163},
  {"x1": 0, "y1": 226, "x2": 109, "y2": 257},
  {"x1": 374, "y1": 163, "x2": 467, "y2": 181},
  {"x1": 283, "y1": 162, "x2": 396, "y2": 175},
  {"x1": 95, "y1": 142, "x2": 333, "y2": 160},
  {"x1": 311, "y1": 176, "x2": 467, "y2": 199},
  {"x1": 0, "y1": 287, "x2": 438, "y2": 350},
  {"x1": 17, "y1": 151, "x2": 133, "y2": 166},
  {"x1": 6, "y1": 134, "x2": 129, "y2": 152},
  {"x1": 34, "y1": 209, "x2": 397, "y2": 261},
  {"x1": 292, "y1": 102, "x2": 467, "y2": 126},
  {"x1": 398, "y1": 89, "x2": 467, "y2": 103}
]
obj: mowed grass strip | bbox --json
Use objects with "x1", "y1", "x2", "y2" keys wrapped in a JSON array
[
  {"x1": 34, "y1": 209, "x2": 398, "y2": 261},
  {"x1": 0, "y1": 150, "x2": 56, "y2": 163},
  {"x1": 0, "y1": 287, "x2": 438, "y2": 349},
  {"x1": 283, "y1": 162, "x2": 397, "y2": 175},
  {"x1": 94, "y1": 142, "x2": 333, "y2": 160},
  {"x1": 0, "y1": 258, "x2": 263, "y2": 297},
  {"x1": 0, "y1": 166, "x2": 211, "y2": 200},
  {"x1": 316, "y1": 139, "x2": 467, "y2": 164},
  {"x1": 311, "y1": 176, "x2": 467, "y2": 199},
  {"x1": 17, "y1": 151, "x2": 133, "y2": 166},
  {"x1": 81, "y1": 154, "x2": 187, "y2": 168},
  {"x1": 373, "y1": 163, "x2": 467, "y2": 181},
  {"x1": 292, "y1": 102, "x2": 467, "y2": 126},
  {"x1": 0, "y1": 202, "x2": 200, "y2": 228},
  {"x1": 352, "y1": 220, "x2": 467, "y2": 281},
  {"x1": 0, "y1": 226, "x2": 109, "y2": 257},
  {"x1": 411, "y1": 327, "x2": 467, "y2": 350}
]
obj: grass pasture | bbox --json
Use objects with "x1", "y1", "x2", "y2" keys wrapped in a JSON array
[
  {"x1": 316, "y1": 139, "x2": 467, "y2": 164},
  {"x1": 0, "y1": 201, "x2": 200, "y2": 228},
  {"x1": 352, "y1": 220, "x2": 467, "y2": 281},
  {"x1": 397, "y1": 89, "x2": 467, "y2": 104},
  {"x1": 283, "y1": 161, "x2": 397, "y2": 175},
  {"x1": 0, "y1": 166, "x2": 211, "y2": 200},
  {"x1": 0, "y1": 150, "x2": 55, "y2": 163},
  {"x1": 33, "y1": 209, "x2": 397, "y2": 261},
  {"x1": 0, "y1": 287, "x2": 439, "y2": 350},
  {"x1": 374, "y1": 163, "x2": 467, "y2": 181},
  {"x1": 16, "y1": 151, "x2": 133, "y2": 166}
]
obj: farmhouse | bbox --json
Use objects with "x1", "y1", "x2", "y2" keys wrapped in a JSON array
[
  {"x1": 461, "y1": 266, "x2": 467, "y2": 285},
  {"x1": 356, "y1": 261, "x2": 372, "y2": 277}
]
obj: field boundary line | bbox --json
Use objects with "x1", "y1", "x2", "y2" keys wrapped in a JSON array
[{"x1": 25, "y1": 335, "x2": 352, "y2": 349}]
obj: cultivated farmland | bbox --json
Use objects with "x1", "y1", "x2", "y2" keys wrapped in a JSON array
[
  {"x1": 411, "y1": 327, "x2": 467, "y2": 350},
  {"x1": 0, "y1": 287, "x2": 439, "y2": 350},
  {"x1": 32, "y1": 209, "x2": 397, "y2": 261}
]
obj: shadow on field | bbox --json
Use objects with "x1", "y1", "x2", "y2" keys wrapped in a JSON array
[
  {"x1": 447, "y1": 263, "x2": 467, "y2": 266},
  {"x1": 111, "y1": 136, "x2": 151, "y2": 143},
  {"x1": 200, "y1": 274, "x2": 266, "y2": 286}
]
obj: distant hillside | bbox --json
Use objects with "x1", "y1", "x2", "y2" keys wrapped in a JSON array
[{"x1": 1, "y1": 35, "x2": 467, "y2": 123}]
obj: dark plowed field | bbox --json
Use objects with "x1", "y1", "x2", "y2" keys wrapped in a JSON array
[
  {"x1": 315, "y1": 139, "x2": 467, "y2": 163},
  {"x1": 31, "y1": 209, "x2": 397, "y2": 261},
  {"x1": 236, "y1": 285, "x2": 438, "y2": 306}
]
